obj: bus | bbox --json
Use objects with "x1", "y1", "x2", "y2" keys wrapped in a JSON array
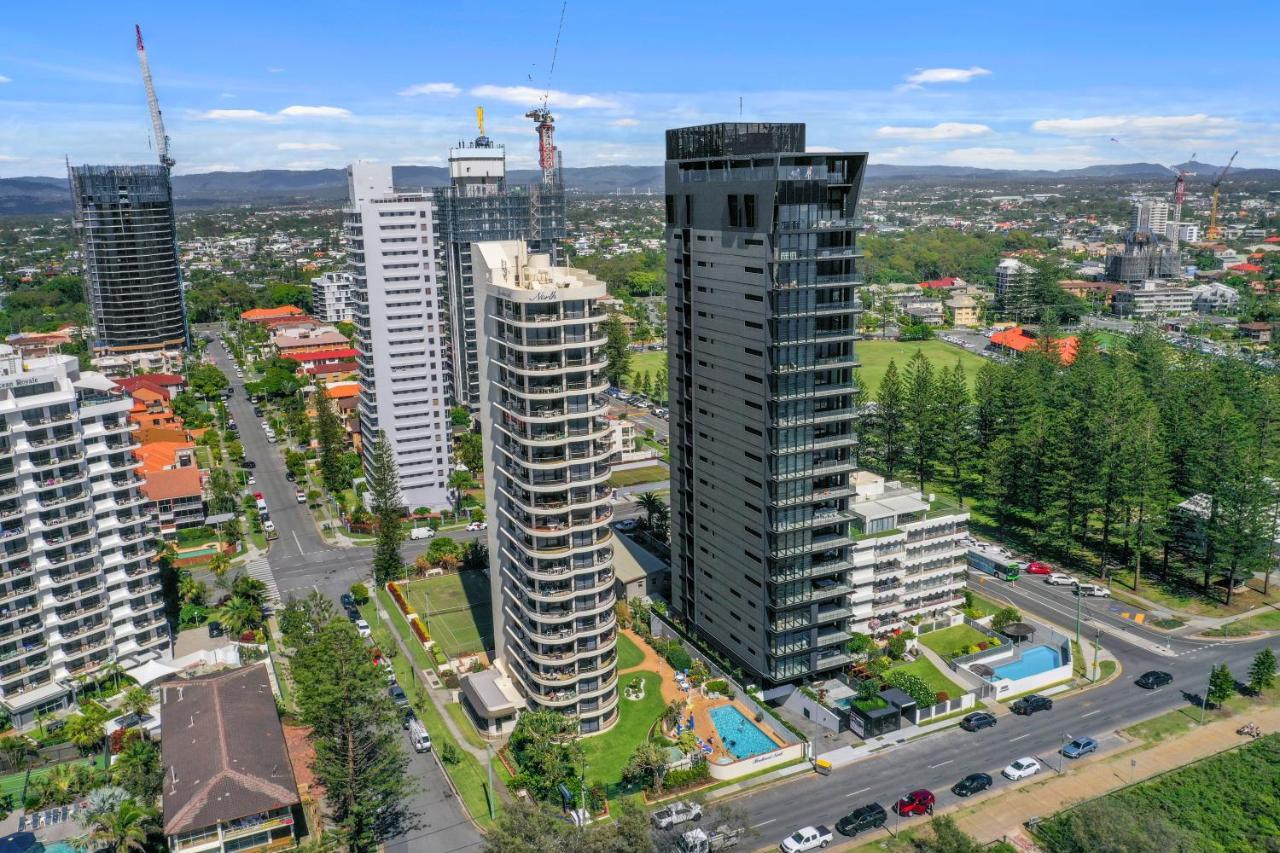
[{"x1": 967, "y1": 546, "x2": 1021, "y2": 581}]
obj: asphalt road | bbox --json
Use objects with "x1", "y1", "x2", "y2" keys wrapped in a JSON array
[{"x1": 730, "y1": 575, "x2": 1276, "y2": 850}]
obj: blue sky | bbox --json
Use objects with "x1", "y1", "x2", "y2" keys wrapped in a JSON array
[{"x1": 1, "y1": 0, "x2": 1277, "y2": 177}]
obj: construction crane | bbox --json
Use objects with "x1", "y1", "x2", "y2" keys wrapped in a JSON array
[
  {"x1": 526, "y1": 1, "x2": 567, "y2": 184},
  {"x1": 135, "y1": 24, "x2": 173, "y2": 169},
  {"x1": 476, "y1": 105, "x2": 485, "y2": 138},
  {"x1": 1206, "y1": 150, "x2": 1238, "y2": 241},
  {"x1": 1166, "y1": 154, "x2": 1195, "y2": 251}
]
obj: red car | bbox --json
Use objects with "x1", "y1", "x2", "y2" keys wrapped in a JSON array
[
  {"x1": 895, "y1": 790, "x2": 935, "y2": 816},
  {"x1": 1025, "y1": 561, "x2": 1053, "y2": 575},
  {"x1": 254, "y1": 491, "x2": 265, "y2": 501}
]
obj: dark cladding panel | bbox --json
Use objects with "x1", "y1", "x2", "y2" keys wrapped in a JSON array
[{"x1": 666, "y1": 123, "x2": 806, "y2": 160}]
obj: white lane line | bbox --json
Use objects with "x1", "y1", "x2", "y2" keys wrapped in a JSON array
[
  {"x1": 845, "y1": 786, "x2": 871, "y2": 798},
  {"x1": 751, "y1": 819, "x2": 776, "y2": 828},
  {"x1": 928, "y1": 760, "x2": 953, "y2": 769},
  {"x1": 1081, "y1": 709, "x2": 1103, "y2": 718},
  {"x1": 1010, "y1": 733, "x2": 1032, "y2": 742},
  {"x1": 292, "y1": 530, "x2": 303, "y2": 552}
]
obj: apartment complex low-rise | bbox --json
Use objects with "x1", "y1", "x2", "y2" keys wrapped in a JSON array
[
  {"x1": 1112, "y1": 281, "x2": 1194, "y2": 318},
  {"x1": 311, "y1": 271, "x2": 355, "y2": 324},
  {"x1": 0, "y1": 347, "x2": 167, "y2": 726},
  {"x1": 849, "y1": 472, "x2": 969, "y2": 636}
]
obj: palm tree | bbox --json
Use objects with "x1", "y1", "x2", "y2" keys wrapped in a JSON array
[
  {"x1": 121, "y1": 687, "x2": 153, "y2": 721},
  {"x1": 77, "y1": 797, "x2": 156, "y2": 853},
  {"x1": 447, "y1": 469, "x2": 475, "y2": 514},
  {"x1": 635, "y1": 492, "x2": 664, "y2": 530},
  {"x1": 217, "y1": 595, "x2": 262, "y2": 637},
  {"x1": 0, "y1": 734, "x2": 34, "y2": 774},
  {"x1": 178, "y1": 573, "x2": 208, "y2": 607},
  {"x1": 208, "y1": 551, "x2": 232, "y2": 585},
  {"x1": 64, "y1": 714, "x2": 106, "y2": 752},
  {"x1": 230, "y1": 575, "x2": 269, "y2": 611}
]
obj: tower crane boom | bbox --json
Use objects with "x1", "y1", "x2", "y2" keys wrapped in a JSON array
[
  {"x1": 1207, "y1": 150, "x2": 1238, "y2": 241},
  {"x1": 135, "y1": 25, "x2": 173, "y2": 169}
]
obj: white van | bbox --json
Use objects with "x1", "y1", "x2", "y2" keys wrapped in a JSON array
[
  {"x1": 408, "y1": 718, "x2": 431, "y2": 753},
  {"x1": 409, "y1": 526, "x2": 436, "y2": 540}
]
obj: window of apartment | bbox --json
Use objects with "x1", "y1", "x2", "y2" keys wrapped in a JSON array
[
  {"x1": 684, "y1": 195, "x2": 693, "y2": 224},
  {"x1": 727, "y1": 194, "x2": 740, "y2": 228},
  {"x1": 745, "y1": 293, "x2": 763, "y2": 302},
  {"x1": 665, "y1": 194, "x2": 675, "y2": 225},
  {"x1": 745, "y1": 321, "x2": 762, "y2": 330},
  {"x1": 744, "y1": 194, "x2": 757, "y2": 228},
  {"x1": 745, "y1": 266, "x2": 764, "y2": 274}
]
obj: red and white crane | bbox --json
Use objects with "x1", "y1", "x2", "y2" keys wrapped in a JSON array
[{"x1": 135, "y1": 24, "x2": 174, "y2": 169}]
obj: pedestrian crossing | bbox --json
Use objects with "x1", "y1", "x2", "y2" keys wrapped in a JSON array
[{"x1": 244, "y1": 556, "x2": 283, "y2": 607}]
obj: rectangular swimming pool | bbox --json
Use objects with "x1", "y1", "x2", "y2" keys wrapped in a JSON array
[
  {"x1": 992, "y1": 644, "x2": 1061, "y2": 681},
  {"x1": 708, "y1": 704, "x2": 778, "y2": 760}
]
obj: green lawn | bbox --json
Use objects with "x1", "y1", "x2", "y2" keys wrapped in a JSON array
[
  {"x1": 1209, "y1": 607, "x2": 1280, "y2": 636},
  {"x1": 918, "y1": 624, "x2": 992, "y2": 659},
  {"x1": 608, "y1": 465, "x2": 669, "y2": 489},
  {"x1": 615, "y1": 633, "x2": 646, "y2": 670},
  {"x1": 0, "y1": 756, "x2": 104, "y2": 801},
  {"x1": 401, "y1": 573, "x2": 493, "y2": 657},
  {"x1": 620, "y1": 350, "x2": 667, "y2": 392},
  {"x1": 855, "y1": 339, "x2": 988, "y2": 397},
  {"x1": 580, "y1": 670, "x2": 666, "y2": 800},
  {"x1": 962, "y1": 590, "x2": 1007, "y2": 620},
  {"x1": 888, "y1": 657, "x2": 962, "y2": 698}
]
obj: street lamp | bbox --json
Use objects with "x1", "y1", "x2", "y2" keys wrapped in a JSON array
[
  {"x1": 1200, "y1": 665, "x2": 1214, "y2": 725},
  {"x1": 1058, "y1": 732, "x2": 1071, "y2": 774},
  {"x1": 579, "y1": 758, "x2": 590, "y2": 826},
  {"x1": 1074, "y1": 587, "x2": 1082, "y2": 645}
]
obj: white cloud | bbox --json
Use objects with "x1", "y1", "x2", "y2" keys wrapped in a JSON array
[
  {"x1": 278, "y1": 105, "x2": 351, "y2": 118},
  {"x1": 1032, "y1": 113, "x2": 1236, "y2": 137},
  {"x1": 875, "y1": 122, "x2": 992, "y2": 141},
  {"x1": 0, "y1": 75, "x2": 10, "y2": 84},
  {"x1": 194, "y1": 109, "x2": 274, "y2": 121},
  {"x1": 277, "y1": 142, "x2": 341, "y2": 151},
  {"x1": 398, "y1": 82, "x2": 460, "y2": 97},
  {"x1": 470, "y1": 85, "x2": 619, "y2": 110},
  {"x1": 610, "y1": 117, "x2": 640, "y2": 127},
  {"x1": 0, "y1": 154, "x2": 26, "y2": 162},
  {"x1": 900, "y1": 66, "x2": 991, "y2": 90},
  {"x1": 267, "y1": 67, "x2": 284, "y2": 74}
]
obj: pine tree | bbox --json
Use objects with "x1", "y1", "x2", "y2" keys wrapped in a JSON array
[
  {"x1": 935, "y1": 362, "x2": 973, "y2": 504},
  {"x1": 1120, "y1": 400, "x2": 1170, "y2": 592},
  {"x1": 367, "y1": 431, "x2": 406, "y2": 584},
  {"x1": 602, "y1": 315, "x2": 631, "y2": 388},
  {"x1": 655, "y1": 365, "x2": 669, "y2": 405},
  {"x1": 875, "y1": 359, "x2": 905, "y2": 477},
  {"x1": 1206, "y1": 662, "x2": 1235, "y2": 707},
  {"x1": 902, "y1": 350, "x2": 940, "y2": 491},
  {"x1": 314, "y1": 384, "x2": 347, "y2": 492},
  {"x1": 641, "y1": 370, "x2": 653, "y2": 397},
  {"x1": 1249, "y1": 648, "x2": 1277, "y2": 694}
]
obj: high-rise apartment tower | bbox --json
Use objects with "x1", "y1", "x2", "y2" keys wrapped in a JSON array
[
  {"x1": 69, "y1": 165, "x2": 188, "y2": 354},
  {"x1": 473, "y1": 240, "x2": 618, "y2": 734},
  {"x1": 345, "y1": 163, "x2": 452, "y2": 510},
  {"x1": 665, "y1": 123, "x2": 869, "y2": 685}
]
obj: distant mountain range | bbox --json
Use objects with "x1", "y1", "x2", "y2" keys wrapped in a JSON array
[{"x1": 2, "y1": 160, "x2": 1277, "y2": 216}]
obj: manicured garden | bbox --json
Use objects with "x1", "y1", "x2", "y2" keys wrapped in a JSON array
[
  {"x1": 400, "y1": 572, "x2": 493, "y2": 656},
  {"x1": 918, "y1": 624, "x2": 991, "y2": 659},
  {"x1": 579, "y1": 671, "x2": 666, "y2": 799},
  {"x1": 615, "y1": 632, "x2": 646, "y2": 670},
  {"x1": 887, "y1": 657, "x2": 963, "y2": 700}
]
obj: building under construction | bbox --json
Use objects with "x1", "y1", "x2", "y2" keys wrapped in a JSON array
[
  {"x1": 1105, "y1": 230, "x2": 1179, "y2": 283},
  {"x1": 436, "y1": 110, "x2": 565, "y2": 409},
  {"x1": 69, "y1": 27, "x2": 187, "y2": 355}
]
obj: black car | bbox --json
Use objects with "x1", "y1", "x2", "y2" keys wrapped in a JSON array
[
  {"x1": 253, "y1": 406, "x2": 264, "y2": 417},
  {"x1": 285, "y1": 471, "x2": 296, "y2": 482},
  {"x1": 836, "y1": 803, "x2": 887, "y2": 837},
  {"x1": 340, "y1": 593, "x2": 355, "y2": 609},
  {"x1": 960, "y1": 711, "x2": 998, "y2": 732},
  {"x1": 402, "y1": 707, "x2": 417, "y2": 730},
  {"x1": 388, "y1": 685, "x2": 409, "y2": 707},
  {"x1": 243, "y1": 459, "x2": 257, "y2": 469},
  {"x1": 1136, "y1": 670, "x2": 1173, "y2": 689},
  {"x1": 207, "y1": 620, "x2": 224, "y2": 638},
  {"x1": 951, "y1": 773, "x2": 993, "y2": 798},
  {"x1": 1011, "y1": 694, "x2": 1053, "y2": 715}
]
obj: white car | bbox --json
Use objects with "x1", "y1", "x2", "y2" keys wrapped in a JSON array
[
  {"x1": 1075, "y1": 583, "x2": 1111, "y2": 598},
  {"x1": 1045, "y1": 573, "x2": 1076, "y2": 586},
  {"x1": 247, "y1": 475, "x2": 256, "y2": 485},
  {"x1": 262, "y1": 519, "x2": 276, "y2": 533},
  {"x1": 466, "y1": 521, "x2": 487, "y2": 531},
  {"x1": 615, "y1": 518, "x2": 639, "y2": 533},
  {"x1": 355, "y1": 619, "x2": 372, "y2": 638},
  {"x1": 1002, "y1": 757, "x2": 1041, "y2": 781}
]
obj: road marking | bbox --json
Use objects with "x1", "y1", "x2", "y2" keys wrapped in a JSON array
[
  {"x1": 293, "y1": 530, "x2": 302, "y2": 552},
  {"x1": 751, "y1": 819, "x2": 776, "y2": 828},
  {"x1": 1010, "y1": 733, "x2": 1032, "y2": 742},
  {"x1": 845, "y1": 787, "x2": 871, "y2": 798},
  {"x1": 1081, "y1": 709, "x2": 1102, "y2": 718},
  {"x1": 927, "y1": 760, "x2": 952, "y2": 769}
]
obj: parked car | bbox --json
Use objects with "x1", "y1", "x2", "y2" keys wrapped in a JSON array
[
  {"x1": 466, "y1": 521, "x2": 487, "y2": 531},
  {"x1": 959, "y1": 711, "x2": 997, "y2": 732},
  {"x1": 355, "y1": 619, "x2": 372, "y2": 638},
  {"x1": 1046, "y1": 573, "x2": 1076, "y2": 586},
  {"x1": 296, "y1": 489, "x2": 307, "y2": 503},
  {"x1": 951, "y1": 773, "x2": 992, "y2": 797},
  {"x1": 262, "y1": 519, "x2": 276, "y2": 533},
  {"x1": 242, "y1": 459, "x2": 256, "y2": 469},
  {"x1": 678, "y1": 825, "x2": 743, "y2": 853},
  {"x1": 1074, "y1": 583, "x2": 1111, "y2": 598},
  {"x1": 285, "y1": 471, "x2": 296, "y2": 482},
  {"x1": 340, "y1": 592, "x2": 355, "y2": 609},
  {"x1": 1011, "y1": 694, "x2": 1053, "y2": 716},
  {"x1": 1136, "y1": 670, "x2": 1173, "y2": 689},
  {"x1": 410, "y1": 526, "x2": 436, "y2": 540},
  {"x1": 615, "y1": 518, "x2": 639, "y2": 532},
  {"x1": 779, "y1": 825, "x2": 831, "y2": 852},
  {"x1": 207, "y1": 620, "x2": 224, "y2": 638},
  {"x1": 388, "y1": 685, "x2": 409, "y2": 707},
  {"x1": 1002, "y1": 757, "x2": 1041, "y2": 781},
  {"x1": 408, "y1": 717, "x2": 432, "y2": 752},
  {"x1": 247, "y1": 475, "x2": 256, "y2": 485},
  {"x1": 1061, "y1": 737, "x2": 1098, "y2": 759},
  {"x1": 894, "y1": 790, "x2": 935, "y2": 816},
  {"x1": 1025, "y1": 561, "x2": 1054, "y2": 575},
  {"x1": 401, "y1": 706, "x2": 417, "y2": 730},
  {"x1": 651, "y1": 800, "x2": 703, "y2": 830},
  {"x1": 836, "y1": 803, "x2": 886, "y2": 836}
]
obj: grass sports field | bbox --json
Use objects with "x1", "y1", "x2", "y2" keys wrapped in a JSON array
[
  {"x1": 856, "y1": 339, "x2": 988, "y2": 396},
  {"x1": 620, "y1": 350, "x2": 667, "y2": 391},
  {"x1": 402, "y1": 571, "x2": 494, "y2": 657}
]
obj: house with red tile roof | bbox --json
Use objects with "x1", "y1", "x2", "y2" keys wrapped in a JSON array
[
  {"x1": 989, "y1": 326, "x2": 1078, "y2": 365},
  {"x1": 1228, "y1": 263, "x2": 1264, "y2": 274},
  {"x1": 280, "y1": 347, "x2": 358, "y2": 372},
  {"x1": 140, "y1": 466, "x2": 206, "y2": 536},
  {"x1": 240, "y1": 305, "x2": 307, "y2": 323}
]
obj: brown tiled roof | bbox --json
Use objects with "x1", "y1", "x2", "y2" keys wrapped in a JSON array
[
  {"x1": 140, "y1": 467, "x2": 203, "y2": 502},
  {"x1": 161, "y1": 664, "x2": 301, "y2": 837}
]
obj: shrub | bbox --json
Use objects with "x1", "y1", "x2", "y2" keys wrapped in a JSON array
[
  {"x1": 409, "y1": 616, "x2": 430, "y2": 644},
  {"x1": 885, "y1": 670, "x2": 936, "y2": 708},
  {"x1": 664, "y1": 642, "x2": 693, "y2": 673},
  {"x1": 388, "y1": 582, "x2": 411, "y2": 614},
  {"x1": 432, "y1": 647, "x2": 448, "y2": 666},
  {"x1": 350, "y1": 583, "x2": 369, "y2": 605},
  {"x1": 438, "y1": 741, "x2": 461, "y2": 765},
  {"x1": 886, "y1": 635, "x2": 909, "y2": 660},
  {"x1": 705, "y1": 679, "x2": 729, "y2": 695},
  {"x1": 662, "y1": 761, "x2": 710, "y2": 791},
  {"x1": 935, "y1": 691, "x2": 949, "y2": 703},
  {"x1": 993, "y1": 607, "x2": 1021, "y2": 631},
  {"x1": 754, "y1": 710, "x2": 764, "y2": 723},
  {"x1": 442, "y1": 672, "x2": 460, "y2": 689},
  {"x1": 239, "y1": 630, "x2": 257, "y2": 644}
]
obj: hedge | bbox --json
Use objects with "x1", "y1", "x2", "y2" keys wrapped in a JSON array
[{"x1": 663, "y1": 761, "x2": 710, "y2": 792}]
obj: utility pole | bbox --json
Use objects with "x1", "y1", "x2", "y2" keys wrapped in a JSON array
[
  {"x1": 486, "y1": 741, "x2": 495, "y2": 820},
  {"x1": 1200, "y1": 666, "x2": 1213, "y2": 725},
  {"x1": 1075, "y1": 590, "x2": 1081, "y2": 644}
]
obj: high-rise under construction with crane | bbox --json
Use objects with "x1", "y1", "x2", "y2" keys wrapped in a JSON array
[
  {"x1": 437, "y1": 108, "x2": 565, "y2": 409},
  {"x1": 69, "y1": 27, "x2": 187, "y2": 355}
]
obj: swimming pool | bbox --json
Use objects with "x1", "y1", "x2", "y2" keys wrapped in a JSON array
[
  {"x1": 708, "y1": 704, "x2": 778, "y2": 760},
  {"x1": 992, "y1": 644, "x2": 1061, "y2": 681}
]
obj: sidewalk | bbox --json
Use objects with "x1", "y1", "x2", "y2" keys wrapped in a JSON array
[
  {"x1": 1106, "y1": 575, "x2": 1280, "y2": 634},
  {"x1": 946, "y1": 703, "x2": 1280, "y2": 847}
]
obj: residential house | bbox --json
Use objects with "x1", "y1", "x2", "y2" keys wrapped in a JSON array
[
  {"x1": 141, "y1": 467, "x2": 205, "y2": 538},
  {"x1": 946, "y1": 293, "x2": 979, "y2": 327},
  {"x1": 989, "y1": 326, "x2": 1078, "y2": 364},
  {"x1": 161, "y1": 664, "x2": 302, "y2": 853},
  {"x1": 239, "y1": 305, "x2": 307, "y2": 325},
  {"x1": 1238, "y1": 322, "x2": 1273, "y2": 345},
  {"x1": 271, "y1": 327, "x2": 351, "y2": 357}
]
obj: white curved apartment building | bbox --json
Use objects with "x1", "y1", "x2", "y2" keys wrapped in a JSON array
[
  {"x1": 471, "y1": 241, "x2": 619, "y2": 735},
  {"x1": 0, "y1": 347, "x2": 166, "y2": 726}
]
